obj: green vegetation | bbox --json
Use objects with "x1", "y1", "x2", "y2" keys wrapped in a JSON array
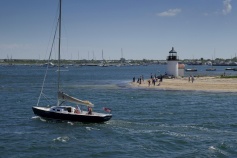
[
  {"x1": 0, "y1": 58, "x2": 161, "y2": 66},
  {"x1": 0, "y1": 57, "x2": 237, "y2": 66},
  {"x1": 220, "y1": 75, "x2": 237, "y2": 78}
]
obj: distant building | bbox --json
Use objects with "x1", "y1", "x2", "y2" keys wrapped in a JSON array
[
  {"x1": 166, "y1": 47, "x2": 179, "y2": 77},
  {"x1": 178, "y1": 63, "x2": 185, "y2": 77}
]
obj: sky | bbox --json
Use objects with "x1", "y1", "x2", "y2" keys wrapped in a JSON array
[{"x1": 0, "y1": 0, "x2": 236, "y2": 60}]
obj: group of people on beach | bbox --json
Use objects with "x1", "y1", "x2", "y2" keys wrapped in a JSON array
[
  {"x1": 133, "y1": 75, "x2": 144, "y2": 84},
  {"x1": 133, "y1": 72, "x2": 197, "y2": 88},
  {"x1": 149, "y1": 73, "x2": 162, "y2": 86},
  {"x1": 133, "y1": 73, "x2": 162, "y2": 87}
]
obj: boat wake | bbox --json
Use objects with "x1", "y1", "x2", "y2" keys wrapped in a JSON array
[
  {"x1": 209, "y1": 145, "x2": 230, "y2": 157},
  {"x1": 32, "y1": 116, "x2": 47, "y2": 122},
  {"x1": 86, "y1": 127, "x2": 100, "y2": 131},
  {"x1": 32, "y1": 116, "x2": 46, "y2": 121},
  {"x1": 53, "y1": 136, "x2": 70, "y2": 143},
  {"x1": 31, "y1": 116, "x2": 40, "y2": 119}
]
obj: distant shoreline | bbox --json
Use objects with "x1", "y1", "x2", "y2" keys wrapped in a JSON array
[
  {"x1": 1, "y1": 58, "x2": 237, "y2": 67},
  {"x1": 129, "y1": 76, "x2": 237, "y2": 92}
]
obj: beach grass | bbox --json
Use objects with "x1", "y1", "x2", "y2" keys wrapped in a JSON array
[{"x1": 220, "y1": 75, "x2": 237, "y2": 78}]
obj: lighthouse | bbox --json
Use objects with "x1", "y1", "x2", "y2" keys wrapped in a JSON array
[{"x1": 166, "y1": 47, "x2": 179, "y2": 77}]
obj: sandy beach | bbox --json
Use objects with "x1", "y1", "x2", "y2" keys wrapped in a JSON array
[{"x1": 130, "y1": 76, "x2": 237, "y2": 92}]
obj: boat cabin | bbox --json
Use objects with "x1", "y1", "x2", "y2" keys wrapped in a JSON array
[
  {"x1": 50, "y1": 106, "x2": 75, "y2": 113},
  {"x1": 50, "y1": 106, "x2": 83, "y2": 114}
]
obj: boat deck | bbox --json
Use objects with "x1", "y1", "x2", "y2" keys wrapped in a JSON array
[{"x1": 34, "y1": 106, "x2": 111, "y2": 117}]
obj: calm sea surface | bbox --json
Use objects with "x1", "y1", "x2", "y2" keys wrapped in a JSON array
[{"x1": 1, "y1": 64, "x2": 237, "y2": 158}]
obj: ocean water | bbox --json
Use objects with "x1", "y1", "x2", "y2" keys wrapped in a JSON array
[{"x1": 1, "y1": 64, "x2": 237, "y2": 158}]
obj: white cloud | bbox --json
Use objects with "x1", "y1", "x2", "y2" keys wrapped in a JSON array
[
  {"x1": 156, "y1": 9, "x2": 182, "y2": 17},
  {"x1": 223, "y1": 0, "x2": 232, "y2": 15}
]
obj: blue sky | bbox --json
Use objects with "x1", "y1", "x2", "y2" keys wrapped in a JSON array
[{"x1": 0, "y1": 0, "x2": 236, "y2": 60}]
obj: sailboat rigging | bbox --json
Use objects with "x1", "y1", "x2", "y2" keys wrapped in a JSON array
[
  {"x1": 32, "y1": 0, "x2": 112, "y2": 123},
  {"x1": 206, "y1": 51, "x2": 216, "y2": 71}
]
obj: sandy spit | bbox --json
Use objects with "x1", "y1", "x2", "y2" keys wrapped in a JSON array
[{"x1": 129, "y1": 76, "x2": 237, "y2": 92}]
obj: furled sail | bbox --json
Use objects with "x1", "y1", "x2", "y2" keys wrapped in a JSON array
[{"x1": 58, "y1": 91, "x2": 94, "y2": 107}]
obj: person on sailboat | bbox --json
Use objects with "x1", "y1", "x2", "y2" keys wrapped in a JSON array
[
  {"x1": 88, "y1": 107, "x2": 92, "y2": 115},
  {"x1": 74, "y1": 105, "x2": 81, "y2": 114}
]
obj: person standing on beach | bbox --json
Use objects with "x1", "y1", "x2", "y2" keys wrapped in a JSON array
[
  {"x1": 159, "y1": 74, "x2": 163, "y2": 82},
  {"x1": 188, "y1": 75, "x2": 191, "y2": 82},
  {"x1": 139, "y1": 76, "x2": 142, "y2": 84},
  {"x1": 152, "y1": 77, "x2": 156, "y2": 86},
  {"x1": 191, "y1": 75, "x2": 194, "y2": 83},
  {"x1": 148, "y1": 80, "x2": 151, "y2": 86}
]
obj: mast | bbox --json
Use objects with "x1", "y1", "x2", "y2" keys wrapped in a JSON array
[
  {"x1": 57, "y1": 0, "x2": 61, "y2": 93},
  {"x1": 57, "y1": 0, "x2": 62, "y2": 106}
]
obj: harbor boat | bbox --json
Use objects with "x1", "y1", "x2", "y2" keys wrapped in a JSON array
[
  {"x1": 99, "y1": 49, "x2": 109, "y2": 67},
  {"x1": 185, "y1": 68, "x2": 197, "y2": 72},
  {"x1": 206, "y1": 58, "x2": 216, "y2": 71},
  {"x1": 32, "y1": 0, "x2": 112, "y2": 123},
  {"x1": 225, "y1": 67, "x2": 234, "y2": 70},
  {"x1": 206, "y1": 67, "x2": 216, "y2": 71}
]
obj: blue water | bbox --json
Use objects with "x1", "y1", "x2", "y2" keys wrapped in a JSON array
[{"x1": 1, "y1": 65, "x2": 237, "y2": 157}]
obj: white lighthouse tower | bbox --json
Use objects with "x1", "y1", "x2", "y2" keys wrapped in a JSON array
[{"x1": 166, "y1": 47, "x2": 179, "y2": 77}]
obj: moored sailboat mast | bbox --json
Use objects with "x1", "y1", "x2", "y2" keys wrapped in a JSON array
[{"x1": 57, "y1": 0, "x2": 62, "y2": 105}]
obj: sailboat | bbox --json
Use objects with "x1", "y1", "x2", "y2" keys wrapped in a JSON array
[
  {"x1": 98, "y1": 49, "x2": 108, "y2": 67},
  {"x1": 206, "y1": 62, "x2": 216, "y2": 71},
  {"x1": 32, "y1": 0, "x2": 112, "y2": 123},
  {"x1": 185, "y1": 57, "x2": 197, "y2": 71},
  {"x1": 206, "y1": 54, "x2": 216, "y2": 71}
]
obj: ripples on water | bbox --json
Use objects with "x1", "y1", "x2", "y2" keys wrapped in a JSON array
[{"x1": 1, "y1": 65, "x2": 237, "y2": 157}]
